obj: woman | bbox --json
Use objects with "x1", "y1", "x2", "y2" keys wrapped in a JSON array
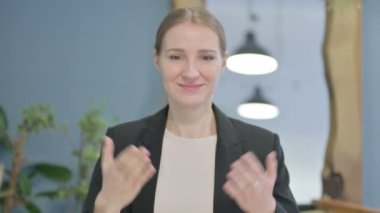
[{"x1": 83, "y1": 7, "x2": 299, "y2": 213}]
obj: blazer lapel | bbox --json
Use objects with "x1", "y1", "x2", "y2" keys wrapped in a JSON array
[
  {"x1": 131, "y1": 106, "x2": 169, "y2": 213},
  {"x1": 130, "y1": 105, "x2": 243, "y2": 212},
  {"x1": 212, "y1": 105, "x2": 244, "y2": 212}
]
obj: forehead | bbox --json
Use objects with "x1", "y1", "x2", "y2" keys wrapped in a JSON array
[{"x1": 161, "y1": 22, "x2": 220, "y2": 51}]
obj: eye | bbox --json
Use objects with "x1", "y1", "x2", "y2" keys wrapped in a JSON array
[
  {"x1": 169, "y1": 55, "x2": 181, "y2": 60},
  {"x1": 202, "y1": 55, "x2": 215, "y2": 61}
]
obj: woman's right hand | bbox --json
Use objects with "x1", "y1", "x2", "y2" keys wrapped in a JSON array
[{"x1": 94, "y1": 136, "x2": 156, "y2": 213}]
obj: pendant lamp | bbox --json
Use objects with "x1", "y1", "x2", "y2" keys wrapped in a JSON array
[
  {"x1": 237, "y1": 86, "x2": 279, "y2": 120},
  {"x1": 227, "y1": 31, "x2": 278, "y2": 75}
]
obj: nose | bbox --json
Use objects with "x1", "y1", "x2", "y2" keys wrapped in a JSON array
[{"x1": 182, "y1": 60, "x2": 200, "y2": 80}]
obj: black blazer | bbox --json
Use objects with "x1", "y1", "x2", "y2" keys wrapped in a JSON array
[{"x1": 83, "y1": 105, "x2": 299, "y2": 213}]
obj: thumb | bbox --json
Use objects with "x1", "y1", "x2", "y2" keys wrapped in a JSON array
[
  {"x1": 266, "y1": 151, "x2": 278, "y2": 186},
  {"x1": 101, "y1": 136, "x2": 115, "y2": 169}
]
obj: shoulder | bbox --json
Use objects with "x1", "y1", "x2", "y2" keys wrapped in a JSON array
[
  {"x1": 227, "y1": 116, "x2": 278, "y2": 150},
  {"x1": 228, "y1": 117, "x2": 280, "y2": 160},
  {"x1": 107, "y1": 106, "x2": 167, "y2": 139},
  {"x1": 108, "y1": 116, "x2": 150, "y2": 137},
  {"x1": 213, "y1": 104, "x2": 278, "y2": 155},
  {"x1": 229, "y1": 117, "x2": 276, "y2": 140},
  {"x1": 213, "y1": 104, "x2": 276, "y2": 142},
  {"x1": 106, "y1": 113, "x2": 157, "y2": 153}
]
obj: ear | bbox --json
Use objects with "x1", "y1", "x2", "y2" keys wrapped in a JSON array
[{"x1": 153, "y1": 49, "x2": 160, "y2": 71}]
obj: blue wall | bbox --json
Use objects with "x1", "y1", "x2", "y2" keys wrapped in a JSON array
[
  {"x1": 0, "y1": 1, "x2": 170, "y2": 212},
  {"x1": 362, "y1": 0, "x2": 380, "y2": 208}
]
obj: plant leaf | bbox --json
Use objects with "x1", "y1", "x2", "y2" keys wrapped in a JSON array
[
  {"x1": 0, "y1": 137, "x2": 12, "y2": 150},
  {"x1": 0, "y1": 105, "x2": 8, "y2": 132},
  {"x1": 79, "y1": 107, "x2": 107, "y2": 143},
  {"x1": 35, "y1": 190, "x2": 60, "y2": 199},
  {"x1": 17, "y1": 171, "x2": 32, "y2": 196},
  {"x1": 0, "y1": 105, "x2": 12, "y2": 150},
  {"x1": 35, "y1": 188, "x2": 68, "y2": 200},
  {"x1": 75, "y1": 179, "x2": 90, "y2": 201},
  {"x1": 83, "y1": 148, "x2": 100, "y2": 161},
  {"x1": 22, "y1": 104, "x2": 55, "y2": 133},
  {"x1": 24, "y1": 200, "x2": 41, "y2": 213},
  {"x1": 33, "y1": 163, "x2": 72, "y2": 182}
]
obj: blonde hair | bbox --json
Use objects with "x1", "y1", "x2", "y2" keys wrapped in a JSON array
[{"x1": 155, "y1": 7, "x2": 226, "y2": 56}]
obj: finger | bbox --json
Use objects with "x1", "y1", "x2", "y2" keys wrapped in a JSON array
[
  {"x1": 223, "y1": 180, "x2": 246, "y2": 204},
  {"x1": 101, "y1": 136, "x2": 115, "y2": 169},
  {"x1": 116, "y1": 145, "x2": 153, "y2": 178},
  {"x1": 116, "y1": 145, "x2": 140, "y2": 166},
  {"x1": 227, "y1": 163, "x2": 255, "y2": 190},
  {"x1": 136, "y1": 164, "x2": 156, "y2": 187},
  {"x1": 139, "y1": 146, "x2": 151, "y2": 157},
  {"x1": 237, "y1": 152, "x2": 264, "y2": 177},
  {"x1": 223, "y1": 181, "x2": 239, "y2": 200},
  {"x1": 116, "y1": 145, "x2": 145, "y2": 175},
  {"x1": 131, "y1": 153, "x2": 154, "y2": 180},
  {"x1": 265, "y1": 151, "x2": 278, "y2": 185}
]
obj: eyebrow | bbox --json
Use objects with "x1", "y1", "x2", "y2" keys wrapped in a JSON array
[
  {"x1": 164, "y1": 48, "x2": 184, "y2": 53},
  {"x1": 199, "y1": 49, "x2": 218, "y2": 54},
  {"x1": 165, "y1": 48, "x2": 218, "y2": 54}
]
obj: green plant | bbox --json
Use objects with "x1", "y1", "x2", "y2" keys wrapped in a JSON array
[
  {"x1": 0, "y1": 104, "x2": 72, "y2": 213},
  {"x1": 76, "y1": 106, "x2": 107, "y2": 200},
  {"x1": 37, "y1": 104, "x2": 112, "y2": 212}
]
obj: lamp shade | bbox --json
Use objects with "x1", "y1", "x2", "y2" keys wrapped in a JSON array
[
  {"x1": 237, "y1": 86, "x2": 279, "y2": 120},
  {"x1": 227, "y1": 31, "x2": 278, "y2": 75}
]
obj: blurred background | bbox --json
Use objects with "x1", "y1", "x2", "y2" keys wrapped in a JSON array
[{"x1": 0, "y1": 0, "x2": 379, "y2": 212}]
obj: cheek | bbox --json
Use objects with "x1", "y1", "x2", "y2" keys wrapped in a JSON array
[
  {"x1": 159, "y1": 66, "x2": 182, "y2": 86},
  {"x1": 202, "y1": 65, "x2": 223, "y2": 82},
  {"x1": 165, "y1": 63, "x2": 189, "y2": 79}
]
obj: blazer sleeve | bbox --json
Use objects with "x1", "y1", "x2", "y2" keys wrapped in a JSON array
[
  {"x1": 272, "y1": 134, "x2": 300, "y2": 213},
  {"x1": 82, "y1": 128, "x2": 132, "y2": 213}
]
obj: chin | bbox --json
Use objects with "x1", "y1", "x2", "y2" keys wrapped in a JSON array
[{"x1": 173, "y1": 96, "x2": 212, "y2": 108}]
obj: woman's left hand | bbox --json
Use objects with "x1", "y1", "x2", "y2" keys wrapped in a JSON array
[{"x1": 223, "y1": 151, "x2": 278, "y2": 213}]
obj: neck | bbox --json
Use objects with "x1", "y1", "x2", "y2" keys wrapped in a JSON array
[{"x1": 166, "y1": 103, "x2": 216, "y2": 138}]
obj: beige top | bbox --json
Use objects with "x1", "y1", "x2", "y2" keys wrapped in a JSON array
[{"x1": 154, "y1": 129, "x2": 217, "y2": 213}]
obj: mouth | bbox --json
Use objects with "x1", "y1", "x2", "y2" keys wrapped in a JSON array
[{"x1": 178, "y1": 83, "x2": 204, "y2": 92}]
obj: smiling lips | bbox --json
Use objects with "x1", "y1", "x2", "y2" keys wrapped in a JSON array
[{"x1": 178, "y1": 83, "x2": 204, "y2": 92}]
